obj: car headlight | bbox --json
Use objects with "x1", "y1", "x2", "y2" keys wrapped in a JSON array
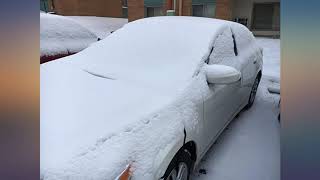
[{"x1": 115, "y1": 164, "x2": 132, "y2": 180}]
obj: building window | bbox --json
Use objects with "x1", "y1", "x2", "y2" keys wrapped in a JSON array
[
  {"x1": 252, "y1": 3, "x2": 280, "y2": 31},
  {"x1": 122, "y1": 0, "x2": 128, "y2": 18},
  {"x1": 192, "y1": 4, "x2": 215, "y2": 17},
  {"x1": 192, "y1": 5, "x2": 204, "y2": 17},
  {"x1": 146, "y1": 7, "x2": 164, "y2": 17},
  {"x1": 40, "y1": 0, "x2": 49, "y2": 12}
]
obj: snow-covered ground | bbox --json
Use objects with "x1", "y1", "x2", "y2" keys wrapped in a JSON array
[
  {"x1": 256, "y1": 38, "x2": 280, "y2": 79},
  {"x1": 67, "y1": 16, "x2": 128, "y2": 39},
  {"x1": 192, "y1": 37, "x2": 280, "y2": 180}
]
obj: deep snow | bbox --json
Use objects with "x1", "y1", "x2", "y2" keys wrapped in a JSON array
[{"x1": 192, "y1": 37, "x2": 280, "y2": 180}]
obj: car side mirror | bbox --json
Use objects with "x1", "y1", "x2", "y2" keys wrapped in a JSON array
[{"x1": 205, "y1": 64, "x2": 241, "y2": 84}]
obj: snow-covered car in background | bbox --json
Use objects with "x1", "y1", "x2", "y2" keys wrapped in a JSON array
[
  {"x1": 41, "y1": 17, "x2": 263, "y2": 180},
  {"x1": 40, "y1": 13, "x2": 99, "y2": 64}
]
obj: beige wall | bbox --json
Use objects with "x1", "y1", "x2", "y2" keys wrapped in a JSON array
[{"x1": 52, "y1": 0, "x2": 123, "y2": 17}]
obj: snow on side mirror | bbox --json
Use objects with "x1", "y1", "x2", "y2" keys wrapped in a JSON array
[{"x1": 205, "y1": 64, "x2": 241, "y2": 84}]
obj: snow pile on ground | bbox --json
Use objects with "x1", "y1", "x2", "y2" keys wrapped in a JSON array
[
  {"x1": 40, "y1": 13, "x2": 98, "y2": 57},
  {"x1": 68, "y1": 16, "x2": 128, "y2": 39},
  {"x1": 192, "y1": 37, "x2": 280, "y2": 180},
  {"x1": 41, "y1": 17, "x2": 232, "y2": 179}
]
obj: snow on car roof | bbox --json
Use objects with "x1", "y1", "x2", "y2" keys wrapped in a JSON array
[
  {"x1": 67, "y1": 16, "x2": 230, "y2": 87},
  {"x1": 40, "y1": 13, "x2": 98, "y2": 57}
]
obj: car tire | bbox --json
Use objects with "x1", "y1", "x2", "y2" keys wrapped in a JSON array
[
  {"x1": 245, "y1": 76, "x2": 260, "y2": 109},
  {"x1": 163, "y1": 149, "x2": 193, "y2": 180}
]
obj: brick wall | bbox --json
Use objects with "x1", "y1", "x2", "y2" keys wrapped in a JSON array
[
  {"x1": 128, "y1": 0, "x2": 144, "y2": 21},
  {"x1": 52, "y1": 0, "x2": 122, "y2": 17},
  {"x1": 215, "y1": 0, "x2": 233, "y2": 20},
  {"x1": 165, "y1": 0, "x2": 192, "y2": 16},
  {"x1": 182, "y1": 0, "x2": 192, "y2": 16},
  {"x1": 126, "y1": 0, "x2": 193, "y2": 22},
  {"x1": 172, "y1": 0, "x2": 192, "y2": 16}
]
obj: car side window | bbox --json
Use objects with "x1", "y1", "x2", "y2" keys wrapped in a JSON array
[
  {"x1": 208, "y1": 28, "x2": 236, "y2": 65},
  {"x1": 230, "y1": 24, "x2": 255, "y2": 54},
  {"x1": 232, "y1": 33, "x2": 238, "y2": 56}
]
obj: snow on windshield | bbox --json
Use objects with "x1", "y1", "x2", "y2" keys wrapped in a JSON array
[{"x1": 65, "y1": 17, "x2": 228, "y2": 88}]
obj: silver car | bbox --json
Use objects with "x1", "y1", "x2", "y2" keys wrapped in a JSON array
[{"x1": 41, "y1": 16, "x2": 263, "y2": 180}]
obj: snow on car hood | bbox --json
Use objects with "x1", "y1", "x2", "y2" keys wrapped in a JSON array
[
  {"x1": 40, "y1": 13, "x2": 98, "y2": 57},
  {"x1": 41, "y1": 16, "x2": 228, "y2": 179}
]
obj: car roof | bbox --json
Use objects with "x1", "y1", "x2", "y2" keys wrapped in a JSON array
[
  {"x1": 45, "y1": 16, "x2": 233, "y2": 86},
  {"x1": 128, "y1": 16, "x2": 231, "y2": 32}
]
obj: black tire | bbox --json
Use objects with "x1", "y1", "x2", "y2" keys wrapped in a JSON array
[
  {"x1": 163, "y1": 149, "x2": 193, "y2": 180},
  {"x1": 245, "y1": 76, "x2": 260, "y2": 109}
]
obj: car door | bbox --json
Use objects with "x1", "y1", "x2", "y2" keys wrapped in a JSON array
[
  {"x1": 203, "y1": 27, "x2": 242, "y2": 149},
  {"x1": 231, "y1": 25, "x2": 259, "y2": 103}
]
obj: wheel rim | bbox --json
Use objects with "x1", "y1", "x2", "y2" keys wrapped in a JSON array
[
  {"x1": 249, "y1": 78, "x2": 259, "y2": 104},
  {"x1": 166, "y1": 162, "x2": 189, "y2": 180}
]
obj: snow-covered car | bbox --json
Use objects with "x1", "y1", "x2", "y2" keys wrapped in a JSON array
[
  {"x1": 41, "y1": 17, "x2": 263, "y2": 180},
  {"x1": 40, "y1": 13, "x2": 99, "y2": 64}
]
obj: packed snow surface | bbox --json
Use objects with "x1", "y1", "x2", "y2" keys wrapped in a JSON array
[
  {"x1": 256, "y1": 38, "x2": 280, "y2": 79},
  {"x1": 67, "y1": 16, "x2": 128, "y2": 39},
  {"x1": 41, "y1": 17, "x2": 232, "y2": 179},
  {"x1": 40, "y1": 13, "x2": 98, "y2": 57}
]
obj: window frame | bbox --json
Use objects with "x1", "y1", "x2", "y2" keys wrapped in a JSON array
[
  {"x1": 122, "y1": 0, "x2": 128, "y2": 18},
  {"x1": 232, "y1": 33, "x2": 238, "y2": 56},
  {"x1": 206, "y1": 27, "x2": 238, "y2": 64},
  {"x1": 192, "y1": 4, "x2": 205, "y2": 17}
]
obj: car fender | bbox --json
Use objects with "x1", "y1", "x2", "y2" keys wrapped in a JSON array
[{"x1": 154, "y1": 132, "x2": 184, "y2": 179}]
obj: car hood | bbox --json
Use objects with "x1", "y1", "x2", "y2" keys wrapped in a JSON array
[{"x1": 40, "y1": 60, "x2": 190, "y2": 179}]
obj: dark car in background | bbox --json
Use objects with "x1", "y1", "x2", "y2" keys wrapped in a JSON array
[{"x1": 40, "y1": 13, "x2": 99, "y2": 63}]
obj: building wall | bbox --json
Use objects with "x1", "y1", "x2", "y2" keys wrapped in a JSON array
[
  {"x1": 128, "y1": 0, "x2": 145, "y2": 21},
  {"x1": 50, "y1": 0, "x2": 279, "y2": 37},
  {"x1": 173, "y1": 0, "x2": 192, "y2": 16},
  {"x1": 232, "y1": 0, "x2": 280, "y2": 30},
  {"x1": 215, "y1": 0, "x2": 233, "y2": 20},
  {"x1": 52, "y1": 0, "x2": 122, "y2": 17}
]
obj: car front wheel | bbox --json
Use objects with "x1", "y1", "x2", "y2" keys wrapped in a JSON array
[
  {"x1": 163, "y1": 149, "x2": 193, "y2": 180},
  {"x1": 246, "y1": 76, "x2": 260, "y2": 109}
]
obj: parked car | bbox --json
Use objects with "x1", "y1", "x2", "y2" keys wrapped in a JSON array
[
  {"x1": 41, "y1": 16, "x2": 263, "y2": 180},
  {"x1": 40, "y1": 13, "x2": 99, "y2": 64}
]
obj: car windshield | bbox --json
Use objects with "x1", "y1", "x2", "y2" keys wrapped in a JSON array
[{"x1": 68, "y1": 17, "x2": 228, "y2": 86}]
